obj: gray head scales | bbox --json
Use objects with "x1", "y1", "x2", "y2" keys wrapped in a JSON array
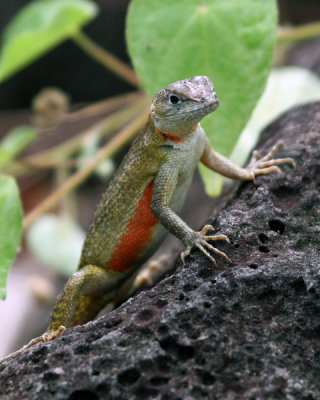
[{"x1": 150, "y1": 75, "x2": 219, "y2": 136}]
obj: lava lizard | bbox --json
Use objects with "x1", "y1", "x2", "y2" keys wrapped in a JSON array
[{"x1": 0, "y1": 76, "x2": 294, "y2": 364}]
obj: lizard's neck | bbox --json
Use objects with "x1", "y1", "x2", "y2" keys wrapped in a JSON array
[
  {"x1": 154, "y1": 127, "x2": 184, "y2": 143},
  {"x1": 152, "y1": 120, "x2": 201, "y2": 151},
  {"x1": 152, "y1": 118, "x2": 199, "y2": 143},
  {"x1": 150, "y1": 106, "x2": 199, "y2": 140}
]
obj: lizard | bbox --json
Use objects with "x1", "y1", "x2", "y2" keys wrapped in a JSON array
[{"x1": 0, "y1": 75, "x2": 294, "y2": 364}]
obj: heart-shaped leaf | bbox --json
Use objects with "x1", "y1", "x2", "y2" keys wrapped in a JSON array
[{"x1": 127, "y1": 0, "x2": 277, "y2": 195}]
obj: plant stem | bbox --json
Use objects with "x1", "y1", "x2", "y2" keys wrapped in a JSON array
[
  {"x1": 72, "y1": 31, "x2": 140, "y2": 87},
  {"x1": 23, "y1": 105, "x2": 150, "y2": 231},
  {"x1": 277, "y1": 21, "x2": 320, "y2": 43},
  {"x1": 27, "y1": 95, "x2": 148, "y2": 164},
  {"x1": 4, "y1": 94, "x2": 148, "y2": 178},
  {"x1": 64, "y1": 91, "x2": 142, "y2": 121}
]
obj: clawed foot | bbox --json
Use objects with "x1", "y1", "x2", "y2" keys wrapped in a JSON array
[
  {"x1": 133, "y1": 255, "x2": 170, "y2": 289},
  {"x1": 181, "y1": 225, "x2": 231, "y2": 266},
  {"x1": 0, "y1": 325, "x2": 66, "y2": 366},
  {"x1": 247, "y1": 140, "x2": 295, "y2": 181}
]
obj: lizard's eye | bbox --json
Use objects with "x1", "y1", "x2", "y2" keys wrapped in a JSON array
[{"x1": 168, "y1": 94, "x2": 181, "y2": 105}]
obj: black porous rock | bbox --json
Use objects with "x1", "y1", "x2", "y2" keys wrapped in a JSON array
[{"x1": 0, "y1": 102, "x2": 320, "y2": 400}]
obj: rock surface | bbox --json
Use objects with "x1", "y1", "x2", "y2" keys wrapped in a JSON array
[{"x1": 0, "y1": 102, "x2": 320, "y2": 400}]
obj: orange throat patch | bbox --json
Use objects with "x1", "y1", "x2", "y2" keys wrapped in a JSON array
[{"x1": 155, "y1": 127, "x2": 183, "y2": 143}]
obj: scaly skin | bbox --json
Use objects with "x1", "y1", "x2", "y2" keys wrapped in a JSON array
[{"x1": 0, "y1": 76, "x2": 294, "y2": 365}]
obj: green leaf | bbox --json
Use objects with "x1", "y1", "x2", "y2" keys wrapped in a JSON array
[
  {"x1": 0, "y1": 175, "x2": 23, "y2": 299},
  {"x1": 0, "y1": 126, "x2": 38, "y2": 168},
  {"x1": 126, "y1": 0, "x2": 277, "y2": 195},
  {"x1": 0, "y1": 0, "x2": 98, "y2": 82}
]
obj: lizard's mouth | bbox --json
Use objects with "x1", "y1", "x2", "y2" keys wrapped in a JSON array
[
  {"x1": 211, "y1": 97, "x2": 219, "y2": 106},
  {"x1": 204, "y1": 97, "x2": 219, "y2": 112},
  {"x1": 204, "y1": 89, "x2": 219, "y2": 108}
]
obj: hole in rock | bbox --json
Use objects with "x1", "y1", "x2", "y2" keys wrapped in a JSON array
[
  {"x1": 138, "y1": 308, "x2": 154, "y2": 321},
  {"x1": 117, "y1": 367, "x2": 141, "y2": 386},
  {"x1": 268, "y1": 219, "x2": 285, "y2": 234},
  {"x1": 68, "y1": 390, "x2": 99, "y2": 400},
  {"x1": 259, "y1": 245, "x2": 270, "y2": 253}
]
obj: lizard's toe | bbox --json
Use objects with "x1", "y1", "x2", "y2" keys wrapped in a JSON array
[
  {"x1": 205, "y1": 234, "x2": 231, "y2": 243},
  {"x1": 201, "y1": 239, "x2": 231, "y2": 262},
  {"x1": 196, "y1": 241, "x2": 218, "y2": 266},
  {"x1": 181, "y1": 246, "x2": 191, "y2": 264},
  {"x1": 200, "y1": 224, "x2": 215, "y2": 235}
]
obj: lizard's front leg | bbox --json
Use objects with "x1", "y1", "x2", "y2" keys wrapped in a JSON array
[
  {"x1": 201, "y1": 138, "x2": 295, "y2": 181},
  {"x1": 151, "y1": 162, "x2": 230, "y2": 266}
]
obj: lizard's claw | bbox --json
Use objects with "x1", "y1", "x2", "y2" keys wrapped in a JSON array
[
  {"x1": 247, "y1": 140, "x2": 295, "y2": 181},
  {"x1": 181, "y1": 225, "x2": 231, "y2": 265}
]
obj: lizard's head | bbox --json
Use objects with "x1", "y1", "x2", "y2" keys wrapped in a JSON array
[{"x1": 150, "y1": 75, "x2": 219, "y2": 137}]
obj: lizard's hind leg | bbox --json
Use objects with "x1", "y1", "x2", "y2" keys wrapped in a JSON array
[
  {"x1": 48, "y1": 265, "x2": 120, "y2": 332},
  {"x1": 0, "y1": 265, "x2": 118, "y2": 366},
  {"x1": 70, "y1": 290, "x2": 117, "y2": 326}
]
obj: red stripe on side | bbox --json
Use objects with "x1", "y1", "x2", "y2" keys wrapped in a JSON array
[{"x1": 108, "y1": 180, "x2": 158, "y2": 273}]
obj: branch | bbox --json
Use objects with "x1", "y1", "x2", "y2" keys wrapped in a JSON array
[
  {"x1": 64, "y1": 91, "x2": 142, "y2": 121},
  {"x1": 25, "y1": 95, "x2": 148, "y2": 166},
  {"x1": 277, "y1": 21, "x2": 320, "y2": 43},
  {"x1": 72, "y1": 31, "x2": 140, "y2": 88},
  {"x1": 4, "y1": 94, "x2": 148, "y2": 177}
]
